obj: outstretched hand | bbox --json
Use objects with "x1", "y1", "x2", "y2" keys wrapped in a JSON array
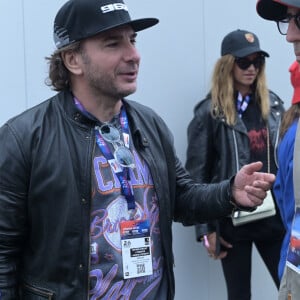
[{"x1": 232, "y1": 161, "x2": 275, "y2": 208}]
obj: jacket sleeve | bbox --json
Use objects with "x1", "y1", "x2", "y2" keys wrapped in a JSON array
[
  {"x1": 185, "y1": 101, "x2": 219, "y2": 239},
  {"x1": 173, "y1": 156, "x2": 234, "y2": 224},
  {"x1": 0, "y1": 123, "x2": 29, "y2": 299},
  {"x1": 185, "y1": 101, "x2": 215, "y2": 183},
  {"x1": 195, "y1": 223, "x2": 217, "y2": 241}
]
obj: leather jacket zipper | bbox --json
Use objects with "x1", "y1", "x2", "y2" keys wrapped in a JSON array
[
  {"x1": 87, "y1": 128, "x2": 97, "y2": 299},
  {"x1": 232, "y1": 129, "x2": 239, "y2": 173}
]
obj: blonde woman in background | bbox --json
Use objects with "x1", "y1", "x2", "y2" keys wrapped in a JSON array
[{"x1": 186, "y1": 29, "x2": 285, "y2": 300}]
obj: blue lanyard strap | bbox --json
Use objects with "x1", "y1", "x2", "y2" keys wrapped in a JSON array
[
  {"x1": 74, "y1": 98, "x2": 135, "y2": 211},
  {"x1": 95, "y1": 107, "x2": 135, "y2": 211},
  {"x1": 95, "y1": 142, "x2": 135, "y2": 210}
]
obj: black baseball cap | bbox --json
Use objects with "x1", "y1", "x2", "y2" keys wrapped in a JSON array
[
  {"x1": 256, "y1": 0, "x2": 300, "y2": 21},
  {"x1": 221, "y1": 29, "x2": 269, "y2": 58},
  {"x1": 54, "y1": 0, "x2": 159, "y2": 49}
]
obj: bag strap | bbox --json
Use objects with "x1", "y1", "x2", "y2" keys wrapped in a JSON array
[
  {"x1": 267, "y1": 127, "x2": 270, "y2": 173},
  {"x1": 293, "y1": 120, "x2": 300, "y2": 205}
]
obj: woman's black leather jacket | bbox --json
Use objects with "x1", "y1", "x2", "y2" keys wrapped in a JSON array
[{"x1": 185, "y1": 91, "x2": 285, "y2": 239}]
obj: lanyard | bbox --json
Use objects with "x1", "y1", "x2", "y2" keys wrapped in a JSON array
[
  {"x1": 74, "y1": 98, "x2": 135, "y2": 212},
  {"x1": 94, "y1": 108, "x2": 135, "y2": 211},
  {"x1": 236, "y1": 92, "x2": 251, "y2": 118}
]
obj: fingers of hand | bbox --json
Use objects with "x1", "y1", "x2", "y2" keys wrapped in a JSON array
[
  {"x1": 205, "y1": 246, "x2": 216, "y2": 259},
  {"x1": 242, "y1": 161, "x2": 263, "y2": 175},
  {"x1": 252, "y1": 178, "x2": 273, "y2": 190},
  {"x1": 218, "y1": 251, "x2": 228, "y2": 259},
  {"x1": 244, "y1": 185, "x2": 267, "y2": 206},
  {"x1": 220, "y1": 237, "x2": 233, "y2": 248},
  {"x1": 208, "y1": 252, "x2": 226, "y2": 260},
  {"x1": 257, "y1": 172, "x2": 275, "y2": 183}
]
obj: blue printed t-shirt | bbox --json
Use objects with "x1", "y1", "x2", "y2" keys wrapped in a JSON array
[{"x1": 89, "y1": 115, "x2": 167, "y2": 300}]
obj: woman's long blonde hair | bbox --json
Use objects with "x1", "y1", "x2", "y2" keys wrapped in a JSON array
[{"x1": 210, "y1": 54, "x2": 270, "y2": 126}]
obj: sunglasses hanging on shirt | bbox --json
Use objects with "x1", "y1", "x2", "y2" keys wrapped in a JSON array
[{"x1": 96, "y1": 124, "x2": 135, "y2": 169}]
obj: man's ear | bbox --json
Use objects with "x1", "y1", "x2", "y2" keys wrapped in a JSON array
[{"x1": 61, "y1": 50, "x2": 83, "y2": 75}]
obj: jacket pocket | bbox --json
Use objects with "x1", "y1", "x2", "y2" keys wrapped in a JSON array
[{"x1": 21, "y1": 283, "x2": 55, "y2": 300}]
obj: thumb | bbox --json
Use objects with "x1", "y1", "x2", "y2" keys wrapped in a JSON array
[{"x1": 241, "y1": 161, "x2": 263, "y2": 175}]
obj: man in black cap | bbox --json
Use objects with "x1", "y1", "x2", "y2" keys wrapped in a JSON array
[
  {"x1": 0, "y1": 0, "x2": 276, "y2": 299},
  {"x1": 257, "y1": 1, "x2": 300, "y2": 299}
]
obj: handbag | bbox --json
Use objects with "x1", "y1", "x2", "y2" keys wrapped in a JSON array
[
  {"x1": 232, "y1": 190, "x2": 275, "y2": 226},
  {"x1": 232, "y1": 127, "x2": 276, "y2": 226}
]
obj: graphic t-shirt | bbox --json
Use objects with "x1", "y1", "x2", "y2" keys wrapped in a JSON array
[
  {"x1": 242, "y1": 97, "x2": 275, "y2": 174},
  {"x1": 89, "y1": 120, "x2": 167, "y2": 300}
]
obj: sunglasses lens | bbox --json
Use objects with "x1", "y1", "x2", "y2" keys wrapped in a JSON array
[
  {"x1": 100, "y1": 124, "x2": 120, "y2": 143},
  {"x1": 296, "y1": 14, "x2": 300, "y2": 30},
  {"x1": 235, "y1": 56, "x2": 265, "y2": 70},
  {"x1": 114, "y1": 146, "x2": 135, "y2": 168},
  {"x1": 97, "y1": 124, "x2": 135, "y2": 169},
  {"x1": 253, "y1": 56, "x2": 265, "y2": 68},
  {"x1": 236, "y1": 58, "x2": 250, "y2": 70},
  {"x1": 277, "y1": 13, "x2": 300, "y2": 35}
]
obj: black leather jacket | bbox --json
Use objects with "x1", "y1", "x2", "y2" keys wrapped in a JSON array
[
  {"x1": 185, "y1": 91, "x2": 285, "y2": 239},
  {"x1": 0, "y1": 90, "x2": 237, "y2": 299}
]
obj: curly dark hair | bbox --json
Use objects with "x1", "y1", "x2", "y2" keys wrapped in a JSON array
[{"x1": 45, "y1": 42, "x2": 81, "y2": 91}]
